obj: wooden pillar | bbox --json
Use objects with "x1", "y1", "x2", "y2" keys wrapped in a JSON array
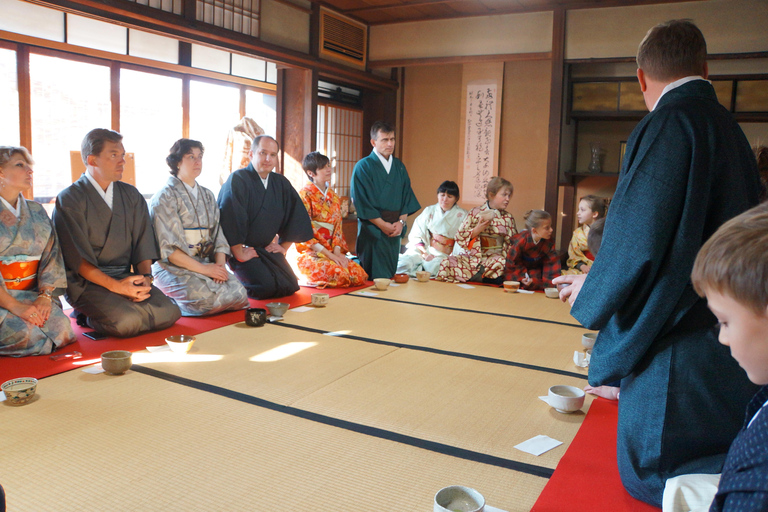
[
  {"x1": 276, "y1": 67, "x2": 317, "y2": 189},
  {"x1": 545, "y1": 8, "x2": 566, "y2": 243}
]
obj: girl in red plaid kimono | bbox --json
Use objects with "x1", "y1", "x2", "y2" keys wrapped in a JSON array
[{"x1": 504, "y1": 210, "x2": 561, "y2": 290}]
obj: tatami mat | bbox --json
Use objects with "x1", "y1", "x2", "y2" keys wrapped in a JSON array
[
  {"x1": 1, "y1": 370, "x2": 546, "y2": 511},
  {"x1": 1, "y1": 282, "x2": 594, "y2": 511}
]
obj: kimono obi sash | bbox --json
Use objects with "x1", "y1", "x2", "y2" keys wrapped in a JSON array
[
  {"x1": 312, "y1": 220, "x2": 334, "y2": 242},
  {"x1": 0, "y1": 259, "x2": 40, "y2": 290},
  {"x1": 380, "y1": 210, "x2": 401, "y2": 224},
  {"x1": 429, "y1": 232, "x2": 455, "y2": 255},
  {"x1": 184, "y1": 228, "x2": 214, "y2": 258},
  {"x1": 479, "y1": 234, "x2": 504, "y2": 252}
]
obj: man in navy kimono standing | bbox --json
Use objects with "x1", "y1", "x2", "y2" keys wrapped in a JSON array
[
  {"x1": 351, "y1": 121, "x2": 420, "y2": 279},
  {"x1": 554, "y1": 20, "x2": 760, "y2": 507},
  {"x1": 218, "y1": 135, "x2": 313, "y2": 299}
]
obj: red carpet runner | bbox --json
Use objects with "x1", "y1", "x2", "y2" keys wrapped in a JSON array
[
  {"x1": 532, "y1": 397, "x2": 661, "y2": 512},
  {"x1": 0, "y1": 284, "x2": 369, "y2": 382}
]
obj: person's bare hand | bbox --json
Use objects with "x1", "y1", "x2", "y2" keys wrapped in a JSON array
[
  {"x1": 202, "y1": 263, "x2": 229, "y2": 283},
  {"x1": 583, "y1": 265, "x2": 591, "y2": 275},
  {"x1": 422, "y1": 253, "x2": 435, "y2": 262},
  {"x1": 33, "y1": 296, "x2": 52, "y2": 323},
  {"x1": 521, "y1": 276, "x2": 533, "y2": 287},
  {"x1": 379, "y1": 222, "x2": 397, "y2": 237},
  {"x1": 265, "y1": 242, "x2": 286, "y2": 254},
  {"x1": 233, "y1": 246, "x2": 258, "y2": 262},
  {"x1": 329, "y1": 253, "x2": 349, "y2": 268},
  {"x1": 552, "y1": 274, "x2": 587, "y2": 305},
  {"x1": 115, "y1": 275, "x2": 151, "y2": 302},
  {"x1": 11, "y1": 302, "x2": 45, "y2": 327}
]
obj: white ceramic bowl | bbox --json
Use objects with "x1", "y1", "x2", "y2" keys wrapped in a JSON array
[
  {"x1": 544, "y1": 287, "x2": 559, "y2": 299},
  {"x1": 373, "y1": 278, "x2": 391, "y2": 291},
  {"x1": 548, "y1": 385, "x2": 585, "y2": 413},
  {"x1": 2, "y1": 377, "x2": 38, "y2": 405},
  {"x1": 434, "y1": 485, "x2": 485, "y2": 512},
  {"x1": 582, "y1": 332, "x2": 597, "y2": 350},
  {"x1": 311, "y1": 293, "x2": 329, "y2": 307},
  {"x1": 166, "y1": 335, "x2": 196, "y2": 354}
]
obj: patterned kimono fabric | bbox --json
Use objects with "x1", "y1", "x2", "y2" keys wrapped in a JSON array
[
  {"x1": 150, "y1": 177, "x2": 248, "y2": 316},
  {"x1": 397, "y1": 203, "x2": 467, "y2": 277},
  {"x1": 436, "y1": 203, "x2": 517, "y2": 283},
  {"x1": 562, "y1": 224, "x2": 594, "y2": 275},
  {"x1": 0, "y1": 198, "x2": 76, "y2": 356},
  {"x1": 504, "y1": 230, "x2": 561, "y2": 290},
  {"x1": 295, "y1": 182, "x2": 368, "y2": 288}
]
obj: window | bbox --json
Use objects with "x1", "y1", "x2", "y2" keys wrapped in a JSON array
[
  {"x1": 29, "y1": 53, "x2": 111, "y2": 201},
  {"x1": 317, "y1": 104, "x2": 362, "y2": 198},
  {"x1": 0, "y1": 48, "x2": 19, "y2": 146},
  {"x1": 245, "y1": 89, "x2": 276, "y2": 138},
  {"x1": 120, "y1": 68, "x2": 183, "y2": 195},
  {"x1": 189, "y1": 79, "x2": 241, "y2": 195}
]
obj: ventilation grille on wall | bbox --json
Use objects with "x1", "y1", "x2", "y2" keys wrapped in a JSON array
[{"x1": 319, "y1": 8, "x2": 367, "y2": 69}]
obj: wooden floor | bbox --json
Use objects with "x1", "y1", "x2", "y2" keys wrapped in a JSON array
[{"x1": 0, "y1": 280, "x2": 591, "y2": 511}]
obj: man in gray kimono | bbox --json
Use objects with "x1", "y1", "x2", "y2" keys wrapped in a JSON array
[
  {"x1": 554, "y1": 20, "x2": 760, "y2": 507},
  {"x1": 53, "y1": 129, "x2": 181, "y2": 337}
]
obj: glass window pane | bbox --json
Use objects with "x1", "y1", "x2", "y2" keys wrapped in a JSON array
[
  {"x1": 120, "y1": 69, "x2": 182, "y2": 196},
  {"x1": 231, "y1": 53, "x2": 265, "y2": 81},
  {"x1": 266, "y1": 61, "x2": 277, "y2": 84},
  {"x1": 189, "y1": 80, "x2": 240, "y2": 196},
  {"x1": 245, "y1": 89, "x2": 276, "y2": 138},
  {"x1": 191, "y1": 44, "x2": 230, "y2": 74},
  {"x1": 67, "y1": 14, "x2": 128, "y2": 55},
  {"x1": 29, "y1": 53, "x2": 111, "y2": 201},
  {"x1": 0, "y1": 48, "x2": 20, "y2": 146},
  {"x1": 0, "y1": 0, "x2": 64, "y2": 42},
  {"x1": 128, "y1": 29, "x2": 179, "y2": 64}
]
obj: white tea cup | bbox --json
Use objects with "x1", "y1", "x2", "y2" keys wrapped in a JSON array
[{"x1": 434, "y1": 485, "x2": 485, "y2": 512}]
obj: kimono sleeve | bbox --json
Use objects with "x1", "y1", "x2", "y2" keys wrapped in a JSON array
[
  {"x1": 406, "y1": 207, "x2": 431, "y2": 250},
  {"x1": 33, "y1": 205, "x2": 68, "y2": 290},
  {"x1": 504, "y1": 232, "x2": 527, "y2": 282},
  {"x1": 150, "y1": 187, "x2": 189, "y2": 260},
  {"x1": 207, "y1": 189, "x2": 231, "y2": 256},
  {"x1": 350, "y1": 159, "x2": 381, "y2": 221},
  {"x1": 127, "y1": 187, "x2": 160, "y2": 265},
  {"x1": 53, "y1": 188, "x2": 99, "y2": 273},
  {"x1": 397, "y1": 163, "x2": 421, "y2": 217},
  {"x1": 276, "y1": 177, "x2": 313, "y2": 244},
  {"x1": 566, "y1": 227, "x2": 590, "y2": 270},
  {"x1": 455, "y1": 209, "x2": 479, "y2": 251},
  {"x1": 217, "y1": 171, "x2": 250, "y2": 246},
  {"x1": 295, "y1": 186, "x2": 321, "y2": 254}
]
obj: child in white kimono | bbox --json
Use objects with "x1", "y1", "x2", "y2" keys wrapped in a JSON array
[{"x1": 396, "y1": 181, "x2": 466, "y2": 277}]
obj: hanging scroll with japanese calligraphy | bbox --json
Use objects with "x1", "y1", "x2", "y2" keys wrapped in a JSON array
[
  {"x1": 462, "y1": 81, "x2": 499, "y2": 204},
  {"x1": 457, "y1": 62, "x2": 504, "y2": 207}
]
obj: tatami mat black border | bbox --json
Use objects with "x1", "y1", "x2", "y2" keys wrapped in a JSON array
[
  {"x1": 348, "y1": 293, "x2": 584, "y2": 329},
  {"x1": 271, "y1": 321, "x2": 589, "y2": 380},
  {"x1": 132, "y1": 364, "x2": 555, "y2": 480}
]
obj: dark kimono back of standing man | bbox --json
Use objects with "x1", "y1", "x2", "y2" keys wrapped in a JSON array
[{"x1": 566, "y1": 20, "x2": 761, "y2": 507}]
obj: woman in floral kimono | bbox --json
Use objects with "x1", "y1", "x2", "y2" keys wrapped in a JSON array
[
  {"x1": 396, "y1": 180, "x2": 467, "y2": 277},
  {"x1": 295, "y1": 152, "x2": 368, "y2": 288},
  {"x1": 150, "y1": 139, "x2": 248, "y2": 316},
  {"x1": 0, "y1": 146, "x2": 76, "y2": 356},
  {"x1": 436, "y1": 177, "x2": 517, "y2": 285}
]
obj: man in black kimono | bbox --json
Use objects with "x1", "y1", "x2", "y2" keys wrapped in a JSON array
[
  {"x1": 554, "y1": 20, "x2": 761, "y2": 507},
  {"x1": 218, "y1": 135, "x2": 313, "y2": 299},
  {"x1": 350, "y1": 121, "x2": 420, "y2": 279},
  {"x1": 54, "y1": 129, "x2": 181, "y2": 337}
]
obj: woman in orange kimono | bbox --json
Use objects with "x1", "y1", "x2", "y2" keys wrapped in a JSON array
[{"x1": 295, "y1": 152, "x2": 368, "y2": 288}]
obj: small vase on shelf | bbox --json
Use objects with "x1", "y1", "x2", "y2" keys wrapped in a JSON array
[{"x1": 588, "y1": 143, "x2": 602, "y2": 173}]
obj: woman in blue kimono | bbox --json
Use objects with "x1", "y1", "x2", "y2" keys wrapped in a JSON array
[{"x1": 0, "y1": 146, "x2": 76, "y2": 356}]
